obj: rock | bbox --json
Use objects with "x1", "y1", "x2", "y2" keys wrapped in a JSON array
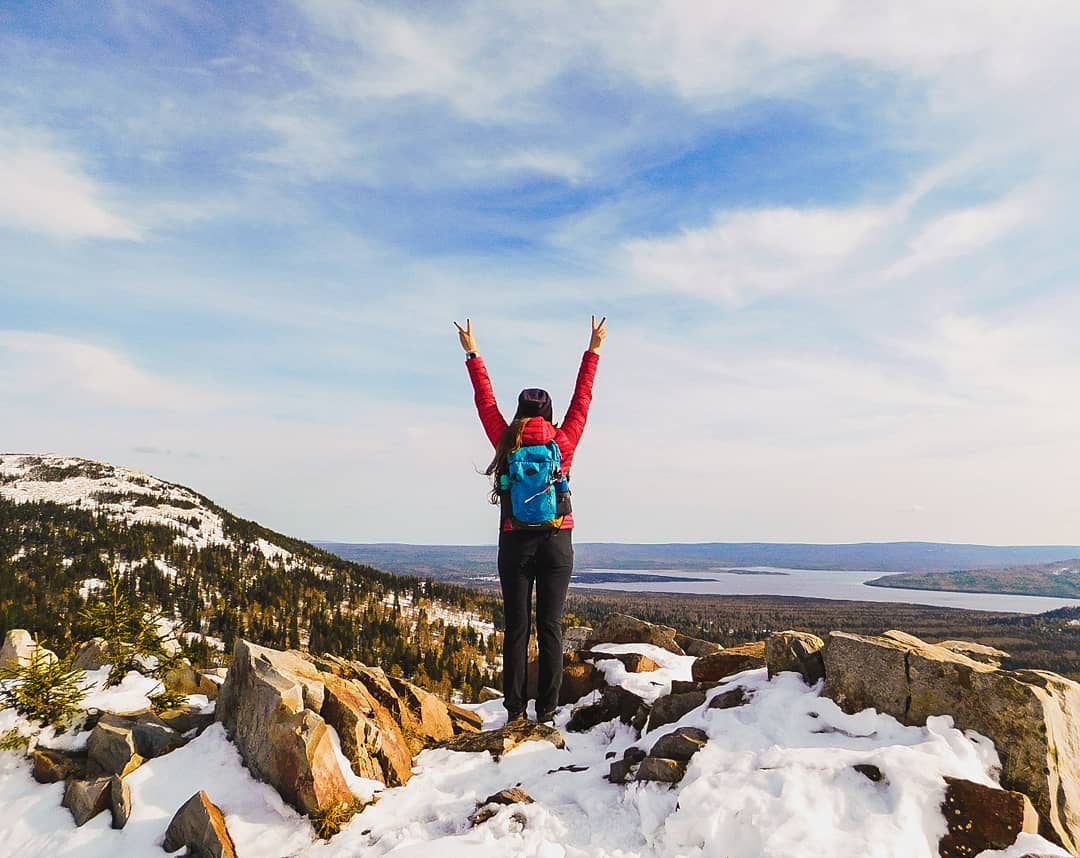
[
  {"x1": 691, "y1": 641, "x2": 766, "y2": 683},
  {"x1": 583, "y1": 651, "x2": 662, "y2": 673},
  {"x1": 216, "y1": 639, "x2": 352, "y2": 814},
  {"x1": 708, "y1": 687, "x2": 751, "y2": 710},
  {"x1": 586, "y1": 614, "x2": 685, "y2": 655},
  {"x1": 163, "y1": 791, "x2": 237, "y2": 858},
  {"x1": 159, "y1": 706, "x2": 216, "y2": 737},
  {"x1": 608, "y1": 747, "x2": 647, "y2": 783},
  {"x1": 936, "y1": 640, "x2": 1011, "y2": 668},
  {"x1": 822, "y1": 630, "x2": 1080, "y2": 853},
  {"x1": 441, "y1": 722, "x2": 565, "y2": 758},
  {"x1": 853, "y1": 763, "x2": 885, "y2": 783},
  {"x1": 447, "y1": 703, "x2": 484, "y2": 733},
  {"x1": 470, "y1": 787, "x2": 534, "y2": 826},
  {"x1": 389, "y1": 676, "x2": 455, "y2": 752},
  {"x1": 635, "y1": 756, "x2": 687, "y2": 783},
  {"x1": 99, "y1": 712, "x2": 188, "y2": 758},
  {"x1": 87, "y1": 722, "x2": 144, "y2": 778},
  {"x1": 765, "y1": 631, "x2": 826, "y2": 685},
  {"x1": 165, "y1": 664, "x2": 201, "y2": 695},
  {"x1": 559, "y1": 661, "x2": 606, "y2": 704},
  {"x1": 72, "y1": 637, "x2": 115, "y2": 671},
  {"x1": 320, "y1": 672, "x2": 414, "y2": 787},
  {"x1": 563, "y1": 626, "x2": 593, "y2": 652},
  {"x1": 197, "y1": 671, "x2": 221, "y2": 699},
  {"x1": 0, "y1": 629, "x2": 56, "y2": 670},
  {"x1": 648, "y1": 726, "x2": 708, "y2": 762},
  {"x1": 671, "y1": 679, "x2": 722, "y2": 694},
  {"x1": 478, "y1": 686, "x2": 504, "y2": 702},
  {"x1": 675, "y1": 633, "x2": 724, "y2": 657},
  {"x1": 647, "y1": 690, "x2": 706, "y2": 732},
  {"x1": 110, "y1": 775, "x2": 131, "y2": 829},
  {"x1": 31, "y1": 748, "x2": 85, "y2": 783},
  {"x1": 939, "y1": 776, "x2": 1039, "y2": 858},
  {"x1": 63, "y1": 777, "x2": 111, "y2": 826},
  {"x1": 566, "y1": 686, "x2": 650, "y2": 733}
]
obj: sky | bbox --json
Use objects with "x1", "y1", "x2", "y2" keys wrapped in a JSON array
[{"x1": 1, "y1": 0, "x2": 1079, "y2": 545}]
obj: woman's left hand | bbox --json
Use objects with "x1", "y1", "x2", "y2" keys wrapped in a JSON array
[
  {"x1": 454, "y1": 319, "x2": 478, "y2": 354},
  {"x1": 589, "y1": 315, "x2": 607, "y2": 353}
]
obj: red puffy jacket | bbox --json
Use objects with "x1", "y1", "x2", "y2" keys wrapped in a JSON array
[{"x1": 467, "y1": 351, "x2": 599, "y2": 530}]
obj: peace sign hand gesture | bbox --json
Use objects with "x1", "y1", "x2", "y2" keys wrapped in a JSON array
[
  {"x1": 453, "y1": 319, "x2": 478, "y2": 354},
  {"x1": 589, "y1": 315, "x2": 607, "y2": 353}
]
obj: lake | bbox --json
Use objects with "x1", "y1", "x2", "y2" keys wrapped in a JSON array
[{"x1": 572, "y1": 567, "x2": 1080, "y2": 614}]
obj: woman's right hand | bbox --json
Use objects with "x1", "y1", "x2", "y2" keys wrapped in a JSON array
[{"x1": 454, "y1": 319, "x2": 478, "y2": 354}]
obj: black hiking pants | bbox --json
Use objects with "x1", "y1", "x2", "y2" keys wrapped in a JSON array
[{"x1": 498, "y1": 528, "x2": 573, "y2": 718}]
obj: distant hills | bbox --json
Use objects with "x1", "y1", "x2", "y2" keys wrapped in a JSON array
[
  {"x1": 317, "y1": 540, "x2": 1080, "y2": 585},
  {"x1": 868, "y1": 559, "x2": 1080, "y2": 599}
]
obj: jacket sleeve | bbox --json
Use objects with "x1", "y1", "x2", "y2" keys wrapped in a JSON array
[
  {"x1": 557, "y1": 351, "x2": 600, "y2": 457},
  {"x1": 466, "y1": 356, "x2": 508, "y2": 447}
]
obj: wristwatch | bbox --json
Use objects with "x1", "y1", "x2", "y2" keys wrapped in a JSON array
[{"x1": 466, "y1": 351, "x2": 478, "y2": 360}]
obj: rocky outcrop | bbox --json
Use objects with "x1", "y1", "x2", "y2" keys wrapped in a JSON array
[
  {"x1": 163, "y1": 791, "x2": 237, "y2": 858},
  {"x1": 563, "y1": 626, "x2": 593, "y2": 652},
  {"x1": 691, "y1": 641, "x2": 765, "y2": 683},
  {"x1": 63, "y1": 777, "x2": 111, "y2": 826},
  {"x1": 765, "y1": 631, "x2": 825, "y2": 685},
  {"x1": 823, "y1": 630, "x2": 1080, "y2": 853},
  {"x1": 441, "y1": 722, "x2": 565, "y2": 758},
  {"x1": 586, "y1": 615, "x2": 685, "y2": 656},
  {"x1": 71, "y1": 637, "x2": 116, "y2": 671},
  {"x1": 0, "y1": 629, "x2": 56, "y2": 670},
  {"x1": 649, "y1": 726, "x2": 708, "y2": 762},
  {"x1": 216, "y1": 640, "x2": 353, "y2": 814},
  {"x1": 31, "y1": 748, "x2": 85, "y2": 784},
  {"x1": 939, "y1": 776, "x2": 1039, "y2": 858}
]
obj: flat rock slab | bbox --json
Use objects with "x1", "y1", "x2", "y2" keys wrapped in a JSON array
[
  {"x1": 447, "y1": 702, "x2": 484, "y2": 732},
  {"x1": 63, "y1": 777, "x2": 111, "y2": 827},
  {"x1": 586, "y1": 614, "x2": 685, "y2": 656},
  {"x1": 939, "y1": 776, "x2": 1038, "y2": 858},
  {"x1": 649, "y1": 727, "x2": 708, "y2": 762},
  {"x1": 635, "y1": 756, "x2": 687, "y2": 784},
  {"x1": 441, "y1": 723, "x2": 565, "y2": 758},
  {"x1": 691, "y1": 642, "x2": 766, "y2": 683},
  {"x1": 163, "y1": 791, "x2": 237, "y2": 858}
]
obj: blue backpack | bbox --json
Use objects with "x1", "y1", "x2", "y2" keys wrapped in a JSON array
[{"x1": 500, "y1": 441, "x2": 567, "y2": 527}]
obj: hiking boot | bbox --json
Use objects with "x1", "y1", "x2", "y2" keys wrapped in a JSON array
[
  {"x1": 535, "y1": 708, "x2": 556, "y2": 726},
  {"x1": 505, "y1": 710, "x2": 527, "y2": 726}
]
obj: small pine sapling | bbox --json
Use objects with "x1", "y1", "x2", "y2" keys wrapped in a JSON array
[
  {"x1": 0, "y1": 643, "x2": 87, "y2": 728},
  {"x1": 80, "y1": 566, "x2": 185, "y2": 696}
]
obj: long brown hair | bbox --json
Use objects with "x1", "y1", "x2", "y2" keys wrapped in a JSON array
[{"x1": 483, "y1": 417, "x2": 529, "y2": 504}]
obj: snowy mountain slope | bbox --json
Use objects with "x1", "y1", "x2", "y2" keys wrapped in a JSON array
[
  {"x1": 0, "y1": 453, "x2": 501, "y2": 697},
  {"x1": 0, "y1": 651, "x2": 1068, "y2": 858}
]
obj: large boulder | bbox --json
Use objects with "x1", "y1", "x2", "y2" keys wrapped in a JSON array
[
  {"x1": 649, "y1": 726, "x2": 708, "y2": 762},
  {"x1": 586, "y1": 615, "x2": 685, "y2": 656},
  {"x1": 765, "y1": 631, "x2": 825, "y2": 685},
  {"x1": 823, "y1": 630, "x2": 1080, "y2": 853},
  {"x1": 447, "y1": 703, "x2": 484, "y2": 733},
  {"x1": 939, "y1": 776, "x2": 1039, "y2": 858},
  {"x1": 560, "y1": 661, "x2": 606, "y2": 704},
  {"x1": 0, "y1": 629, "x2": 56, "y2": 670},
  {"x1": 163, "y1": 791, "x2": 237, "y2": 858},
  {"x1": 320, "y1": 672, "x2": 414, "y2": 787},
  {"x1": 691, "y1": 641, "x2": 766, "y2": 683},
  {"x1": 389, "y1": 675, "x2": 455, "y2": 751},
  {"x1": 31, "y1": 748, "x2": 85, "y2": 784},
  {"x1": 647, "y1": 690, "x2": 706, "y2": 732},
  {"x1": 216, "y1": 640, "x2": 352, "y2": 814},
  {"x1": 675, "y1": 633, "x2": 724, "y2": 657},
  {"x1": 71, "y1": 637, "x2": 116, "y2": 671}
]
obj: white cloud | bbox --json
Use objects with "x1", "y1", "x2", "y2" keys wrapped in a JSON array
[
  {"x1": 0, "y1": 331, "x2": 215, "y2": 411},
  {"x1": 0, "y1": 129, "x2": 142, "y2": 240},
  {"x1": 623, "y1": 206, "x2": 886, "y2": 303}
]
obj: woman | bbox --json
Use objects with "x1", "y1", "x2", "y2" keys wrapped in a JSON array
[{"x1": 454, "y1": 316, "x2": 606, "y2": 724}]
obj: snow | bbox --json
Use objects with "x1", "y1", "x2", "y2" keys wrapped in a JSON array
[
  {"x1": 0, "y1": 661, "x2": 1069, "y2": 857},
  {"x1": 586, "y1": 643, "x2": 696, "y2": 704},
  {"x1": 77, "y1": 578, "x2": 108, "y2": 599},
  {"x1": 79, "y1": 667, "x2": 166, "y2": 715}
]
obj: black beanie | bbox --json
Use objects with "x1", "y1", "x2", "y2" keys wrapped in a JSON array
[{"x1": 515, "y1": 388, "x2": 553, "y2": 423}]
